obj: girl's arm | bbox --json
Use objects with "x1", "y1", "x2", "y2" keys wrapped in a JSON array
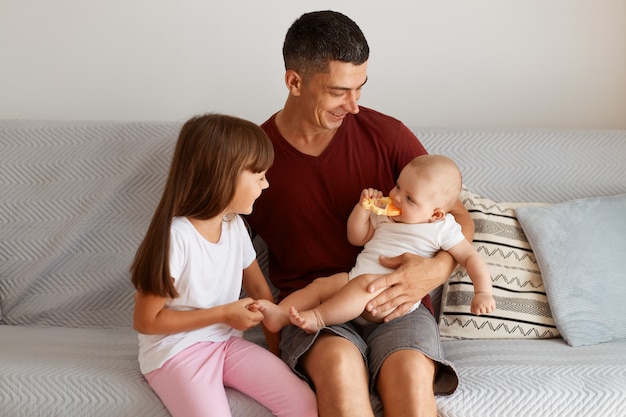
[
  {"x1": 242, "y1": 259, "x2": 280, "y2": 355},
  {"x1": 347, "y1": 188, "x2": 380, "y2": 246},
  {"x1": 132, "y1": 290, "x2": 264, "y2": 335}
]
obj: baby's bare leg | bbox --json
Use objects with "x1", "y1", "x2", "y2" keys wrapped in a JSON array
[
  {"x1": 260, "y1": 273, "x2": 349, "y2": 333},
  {"x1": 289, "y1": 273, "x2": 386, "y2": 333},
  {"x1": 284, "y1": 273, "x2": 349, "y2": 309},
  {"x1": 289, "y1": 306, "x2": 326, "y2": 334},
  {"x1": 257, "y1": 299, "x2": 290, "y2": 333}
]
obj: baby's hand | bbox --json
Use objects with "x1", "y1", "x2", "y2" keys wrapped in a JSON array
[
  {"x1": 470, "y1": 292, "x2": 496, "y2": 315},
  {"x1": 361, "y1": 188, "x2": 383, "y2": 202}
]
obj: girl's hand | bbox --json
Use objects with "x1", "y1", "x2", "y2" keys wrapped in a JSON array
[{"x1": 223, "y1": 297, "x2": 265, "y2": 330}]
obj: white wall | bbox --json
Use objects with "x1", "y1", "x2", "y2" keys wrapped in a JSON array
[{"x1": 1, "y1": 0, "x2": 625, "y2": 129}]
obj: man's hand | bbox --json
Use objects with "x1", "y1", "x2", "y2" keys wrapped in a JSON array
[{"x1": 366, "y1": 252, "x2": 455, "y2": 321}]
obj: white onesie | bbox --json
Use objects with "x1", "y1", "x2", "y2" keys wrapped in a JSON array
[{"x1": 349, "y1": 213, "x2": 465, "y2": 313}]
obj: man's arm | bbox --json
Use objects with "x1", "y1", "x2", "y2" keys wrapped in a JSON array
[{"x1": 365, "y1": 199, "x2": 474, "y2": 321}]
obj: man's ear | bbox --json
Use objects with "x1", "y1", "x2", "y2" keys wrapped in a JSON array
[
  {"x1": 430, "y1": 208, "x2": 446, "y2": 222},
  {"x1": 285, "y1": 70, "x2": 302, "y2": 96}
]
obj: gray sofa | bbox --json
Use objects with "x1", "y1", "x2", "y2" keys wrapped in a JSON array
[{"x1": 1, "y1": 120, "x2": 625, "y2": 417}]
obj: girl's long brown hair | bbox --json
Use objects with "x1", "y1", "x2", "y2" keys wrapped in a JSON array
[{"x1": 130, "y1": 114, "x2": 274, "y2": 298}]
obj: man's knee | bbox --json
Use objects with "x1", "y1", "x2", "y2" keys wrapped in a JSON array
[
  {"x1": 379, "y1": 349, "x2": 436, "y2": 385},
  {"x1": 301, "y1": 333, "x2": 366, "y2": 382},
  {"x1": 301, "y1": 334, "x2": 374, "y2": 416},
  {"x1": 377, "y1": 350, "x2": 438, "y2": 416}
]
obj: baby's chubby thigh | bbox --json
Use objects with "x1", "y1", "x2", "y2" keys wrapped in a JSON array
[
  {"x1": 309, "y1": 272, "x2": 350, "y2": 303},
  {"x1": 347, "y1": 273, "x2": 390, "y2": 323}
]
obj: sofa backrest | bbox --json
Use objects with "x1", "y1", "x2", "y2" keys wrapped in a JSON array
[
  {"x1": 414, "y1": 127, "x2": 626, "y2": 204},
  {"x1": 414, "y1": 127, "x2": 626, "y2": 313},
  {"x1": 1, "y1": 121, "x2": 625, "y2": 328},
  {"x1": 0, "y1": 120, "x2": 180, "y2": 328}
]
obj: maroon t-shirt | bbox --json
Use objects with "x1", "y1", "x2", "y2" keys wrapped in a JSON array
[{"x1": 247, "y1": 107, "x2": 429, "y2": 308}]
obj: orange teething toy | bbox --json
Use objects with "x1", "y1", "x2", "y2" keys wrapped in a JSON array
[{"x1": 362, "y1": 197, "x2": 401, "y2": 216}]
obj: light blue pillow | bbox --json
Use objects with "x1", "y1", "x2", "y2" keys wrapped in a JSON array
[{"x1": 516, "y1": 194, "x2": 626, "y2": 347}]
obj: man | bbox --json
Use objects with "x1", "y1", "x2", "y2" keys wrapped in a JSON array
[{"x1": 248, "y1": 10, "x2": 470, "y2": 417}]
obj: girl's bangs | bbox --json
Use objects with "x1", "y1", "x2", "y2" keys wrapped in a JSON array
[{"x1": 245, "y1": 136, "x2": 274, "y2": 173}]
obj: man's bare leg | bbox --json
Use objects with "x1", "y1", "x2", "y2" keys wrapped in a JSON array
[
  {"x1": 376, "y1": 349, "x2": 437, "y2": 417},
  {"x1": 302, "y1": 333, "x2": 375, "y2": 417}
]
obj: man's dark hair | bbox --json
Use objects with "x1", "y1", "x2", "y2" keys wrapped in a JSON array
[{"x1": 283, "y1": 10, "x2": 370, "y2": 77}]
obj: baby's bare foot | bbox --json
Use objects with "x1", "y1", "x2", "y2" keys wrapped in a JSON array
[
  {"x1": 256, "y1": 299, "x2": 289, "y2": 333},
  {"x1": 289, "y1": 306, "x2": 325, "y2": 334}
]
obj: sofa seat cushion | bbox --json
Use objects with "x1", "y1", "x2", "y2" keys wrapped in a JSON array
[
  {"x1": 438, "y1": 338, "x2": 626, "y2": 416},
  {"x1": 0, "y1": 325, "x2": 273, "y2": 417},
  {"x1": 0, "y1": 325, "x2": 169, "y2": 416}
]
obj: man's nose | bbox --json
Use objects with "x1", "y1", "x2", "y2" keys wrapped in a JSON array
[{"x1": 345, "y1": 90, "x2": 360, "y2": 114}]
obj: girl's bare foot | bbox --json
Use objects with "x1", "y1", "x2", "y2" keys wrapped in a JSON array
[
  {"x1": 289, "y1": 306, "x2": 325, "y2": 334},
  {"x1": 256, "y1": 299, "x2": 289, "y2": 333}
]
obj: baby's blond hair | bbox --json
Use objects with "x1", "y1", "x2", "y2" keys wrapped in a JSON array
[{"x1": 407, "y1": 155, "x2": 462, "y2": 212}]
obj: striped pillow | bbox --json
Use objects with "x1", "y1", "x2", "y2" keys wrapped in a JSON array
[{"x1": 438, "y1": 188, "x2": 559, "y2": 339}]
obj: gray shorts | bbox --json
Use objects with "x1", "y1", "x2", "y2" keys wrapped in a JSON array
[{"x1": 280, "y1": 303, "x2": 459, "y2": 396}]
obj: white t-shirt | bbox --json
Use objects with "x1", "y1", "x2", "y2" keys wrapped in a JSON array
[
  {"x1": 137, "y1": 215, "x2": 256, "y2": 374},
  {"x1": 349, "y1": 213, "x2": 464, "y2": 314}
]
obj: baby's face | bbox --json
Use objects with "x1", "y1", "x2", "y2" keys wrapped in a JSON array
[{"x1": 388, "y1": 166, "x2": 441, "y2": 224}]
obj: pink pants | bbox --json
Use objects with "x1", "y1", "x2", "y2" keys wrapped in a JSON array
[{"x1": 145, "y1": 336, "x2": 317, "y2": 417}]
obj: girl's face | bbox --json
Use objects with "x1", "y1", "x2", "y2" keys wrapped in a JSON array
[{"x1": 229, "y1": 169, "x2": 269, "y2": 215}]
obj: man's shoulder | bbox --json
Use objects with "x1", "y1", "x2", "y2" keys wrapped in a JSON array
[
  {"x1": 260, "y1": 112, "x2": 278, "y2": 134},
  {"x1": 352, "y1": 106, "x2": 403, "y2": 125},
  {"x1": 348, "y1": 107, "x2": 409, "y2": 134},
  {"x1": 346, "y1": 107, "x2": 415, "y2": 143},
  {"x1": 260, "y1": 112, "x2": 276, "y2": 126}
]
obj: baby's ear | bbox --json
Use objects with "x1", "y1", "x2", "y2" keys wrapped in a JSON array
[{"x1": 430, "y1": 208, "x2": 446, "y2": 222}]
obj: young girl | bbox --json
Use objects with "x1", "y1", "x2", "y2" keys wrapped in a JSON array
[{"x1": 131, "y1": 114, "x2": 317, "y2": 417}]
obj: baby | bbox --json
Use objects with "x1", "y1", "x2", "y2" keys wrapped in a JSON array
[{"x1": 260, "y1": 154, "x2": 496, "y2": 333}]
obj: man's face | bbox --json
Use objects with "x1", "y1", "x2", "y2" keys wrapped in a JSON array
[{"x1": 299, "y1": 60, "x2": 368, "y2": 131}]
